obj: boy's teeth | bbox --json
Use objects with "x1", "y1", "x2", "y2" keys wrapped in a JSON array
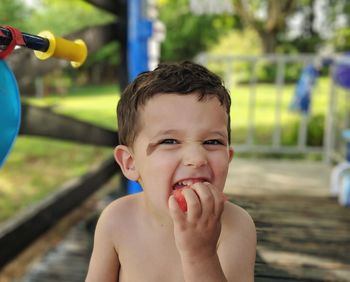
[
  {"x1": 176, "y1": 180, "x2": 201, "y2": 187},
  {"x1": 174, "y1": 178, "x2": 209, "y2": 189},
  {"x1": 183, "y1": 180, "x2": 194, "y2": 186}
]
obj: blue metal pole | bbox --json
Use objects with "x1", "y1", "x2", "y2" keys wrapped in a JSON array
[{"x1": 126, "y1": 0, "x2": 153, "y2": 194}]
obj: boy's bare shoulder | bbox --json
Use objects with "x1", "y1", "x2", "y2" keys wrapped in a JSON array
[
  {"x1": 220, "y1": 201, "x2": 256, "y2": 254},
  {"x1": 222, "y1": 201, "x2": 256, "y2": 232},
  {"x1": 103, "y1": 194, "x2": 140, "y2": 214},
  {"x1": 95, "y1": 194, "x2": 141, "y2": 237},
  {"x1": 221, "y1": 201, "x2": 256, "y2": 245}
]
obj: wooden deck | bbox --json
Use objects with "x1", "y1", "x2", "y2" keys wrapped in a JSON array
[
  {"x1": 5, "y1": 159, "x2": 350, "y2": 281},
  {"x1": 233, "y1": 194, "x2": 350, "y2": 281}
]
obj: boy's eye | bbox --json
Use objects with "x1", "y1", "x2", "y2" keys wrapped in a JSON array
[
  {"x1": 159, "y1": 139, "x2": 178, "y2": 145},
  {"x1": 204, "y1": 139, "x2": 225, "y2": 145}
]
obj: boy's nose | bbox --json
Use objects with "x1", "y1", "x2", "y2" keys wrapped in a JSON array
[{"x1": 182, "y1": 143, "x2": 208, "y2": 168}]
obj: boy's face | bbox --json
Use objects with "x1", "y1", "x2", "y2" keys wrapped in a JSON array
[{"x1": 117, "y1": 93, "x2": 233, "y2": 212}]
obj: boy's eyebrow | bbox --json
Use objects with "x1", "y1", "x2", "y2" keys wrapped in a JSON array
[
  {"x1": 151, "y1": 129, "x2": 228, "y2": 139},
  {"x1": 151, "y1": 129, "x2": 181, "y2": 138},
  {"x1": 210, "y1": 131, "x2": 228, "y2": 139}
]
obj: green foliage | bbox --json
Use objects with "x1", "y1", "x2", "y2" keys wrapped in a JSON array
[
  {"x1": 255, "y1": 63, "x2": 304, "y2": 83},
  {"x1": 207, "y1": 29, "x2": 260, "y2": 82},
  {"x1": 333, "y1": 27, "x2": 350, "y2": 52},
  {"x1": 307, "y1": 114, "x2": 324, "y2": 146},
  {"x1": 207, "y1": 30, "x2": 305, "y2": 83},
  {"x1": 27, "y1": 0, "x2": 115, "y2": 35},
  {"x1": 158, "y1": 0, "x2": 236, "y2": 61},
  {"x1": 1, "y1": 0, "x2": 114, "y2": 35},
  {"x1": 85, "y1": 42, "x2": 120, "y2": 67},
  {"x1": 209, "y1": 28, "x2": 261, "y2": 56},
  {"x1": 0, "y1": 0, "x2": 33, "y2": 30}
]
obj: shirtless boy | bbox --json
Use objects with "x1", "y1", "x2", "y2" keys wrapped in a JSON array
[{"x1": 85, "y1": 61, "x2": 256, "y2": 282}]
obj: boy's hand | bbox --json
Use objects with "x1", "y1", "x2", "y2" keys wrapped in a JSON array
[{"x1": 168, "y1": 182, "x2": 226, "y2": 260}]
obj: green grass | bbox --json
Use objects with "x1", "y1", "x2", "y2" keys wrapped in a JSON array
[
  {"x1": 26, "y1": 84, "x2": 120, "y2": 130},
  {"x1": 0, "y1": 80, "x2": 333, "y2": 223},
  {"x1": 0, "y1": 138, "x2": 111, "y2": 222},
  {"x1": 230, "y1": 78, "x2": 329, "y2": 145},
  {"x1": 0, "y1": 84, "x2": 120, "y2": 224}
]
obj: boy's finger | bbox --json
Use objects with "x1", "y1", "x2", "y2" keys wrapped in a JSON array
[
  {"x1": 168, "y1": 195, "x2": 186, "y2": 222},
  {"x1": 199, "y1": 182, "x2": 226, "y2": 218},
  {"x1": 210, "y1": 187, "x2": 226, "y2": 218},
  {"x1": 183, "y1": 188, "x2": 201, "y2": 222},
  {"x1": 192, "y1": 183, "x2": 215, "y2": 217}
]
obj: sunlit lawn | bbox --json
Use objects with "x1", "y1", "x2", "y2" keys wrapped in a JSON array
[
  {"x1": 230, "y1": 78, "x2": 329, "y2": 144},
  {"x1": 0, "y1": 80, "x2": 331, "y2": 223},
  {"x1": 27, "y1": 84, "x2": 120, "y2": 130},
  {"x1": 0, "y1": 84, "x2": 120, "y2": 223}
]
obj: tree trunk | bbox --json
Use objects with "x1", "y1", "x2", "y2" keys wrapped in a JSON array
[
  {"x1": 258, "y1": 30, "x2": 278, "y2": 53},
  {"x1": 233, "y1": 0, "x2": 296, "y2": 54}
]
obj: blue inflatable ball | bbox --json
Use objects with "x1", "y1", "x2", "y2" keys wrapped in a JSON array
[{"x1": 0, "y1": 60, "x2": 21, "y2": 167}]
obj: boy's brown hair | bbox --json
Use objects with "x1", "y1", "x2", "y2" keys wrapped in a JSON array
[{"x1": 117, "y1": 61, "x2": 231, "y2": 146}]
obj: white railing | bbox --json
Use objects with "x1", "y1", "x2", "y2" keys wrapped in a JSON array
[{"x1": 196, "y1": 53, "x2": 350, "y2": 163}]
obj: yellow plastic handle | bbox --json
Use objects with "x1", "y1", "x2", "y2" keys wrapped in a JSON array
[{"x1": 34, "y1": 31, "x2": 87, "y2": 68}]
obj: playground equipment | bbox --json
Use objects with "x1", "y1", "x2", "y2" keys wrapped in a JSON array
[
  {"x1": 334, "y1": 52, "x2": 350, "y2": 90},
  {"x1": 0, "y1": 0, "x2": 165, "y2": 268},
  {"x1": 329, "y1": 54, "x2": 350, "y2": 207},
  {"x1": 126, "y1": 0, "x2": 164, "y2": 193},
  {"x1": 0, "y1": 25, "x2": 88, "y2": 167},
  {"x1": 0, "y1": 26, "x2": 87, "y2": 67},
  {"x1": 0, "y1": 59, "x2": 20, "y2": 167},
  {"x1": 288, "y1": 54, "x2": 350, "y2": 207},
  {"x1": 0, "y1": 0, "x2": 164, "y2": 195},
  {"x1": 330, "y1": 130, "x2": 350, "y2": 207},
  {"x1": 289, "y1": 64, "x2": 319, "y2": 114}
]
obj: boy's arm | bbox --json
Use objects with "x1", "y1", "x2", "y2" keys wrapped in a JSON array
[
  {"x1": 180, "y1": 212, "x2": 256, "y2": 282},
  {"x1": 180, "y1": 252, "x2": 227, "y2": 282},
  {"x1": 85, "y1": 208, "x2": 120, "y2": 282},
  {"x1": 169, "y1": 182, "x2": 256, "y2": 282},
  {"x1": 219, "y1": 204, "x2": 256, "y2": 281}
]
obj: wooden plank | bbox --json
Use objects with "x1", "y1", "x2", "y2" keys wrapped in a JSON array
[
  {"x1": 19, "y1": 103, "x2": 118, "y2": 147},
  {"x1": 12, "y1": 160, "x2": 350, "y2": 281},
  {"x1": 231, "y1": 193, "x2": 350, "y2": 282}
]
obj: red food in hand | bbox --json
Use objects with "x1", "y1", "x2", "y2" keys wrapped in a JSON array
[{"x1": 173, "y1": 189, "x2": 187, "y2": 212}]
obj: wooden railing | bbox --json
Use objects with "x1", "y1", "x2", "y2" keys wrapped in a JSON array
[{"x1": 0, "y1": 104, "x2": 120, "y2": 268}]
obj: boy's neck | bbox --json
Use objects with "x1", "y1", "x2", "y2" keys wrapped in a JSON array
[{"x1": 141, "y1": 193, "x2": 174, "y2": 231}]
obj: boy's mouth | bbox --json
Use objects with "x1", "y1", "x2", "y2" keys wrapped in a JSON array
[{"x1": 172, "y1": 178, "x2": 209, "y2": 190}]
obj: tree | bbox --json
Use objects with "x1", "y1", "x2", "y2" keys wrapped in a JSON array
[
  {"x1": 27, "y1": 0, "x2": 115, "y2": 35},
  {"x1": 231, "y1": 0, "x2": 350, "y2": 53},
  {"x1": 158, "y1": 0, "x2": 236, "y2": 61},
  {"x1": 232, "y1": 0, "x2": 297, "y2": 53},
  {"x1": 0, "y1": 0, "x2": 33, "y2": 31}
]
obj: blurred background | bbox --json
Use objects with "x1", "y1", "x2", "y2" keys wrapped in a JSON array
[{"x1": 0, "y1": 0, "x2": 350, "y2": 281}]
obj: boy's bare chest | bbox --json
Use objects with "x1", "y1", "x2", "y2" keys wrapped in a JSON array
[{"x1": 117, "y1": 229, "x2": 184, "y2": 282}]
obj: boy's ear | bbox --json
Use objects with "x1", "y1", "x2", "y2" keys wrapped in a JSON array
[
  {"x1": 228, "y1": 146, "x2": 234, "y2": 163},
  {"x1": 114, "y1": 145, "x2": 139, "y2": 181}
]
